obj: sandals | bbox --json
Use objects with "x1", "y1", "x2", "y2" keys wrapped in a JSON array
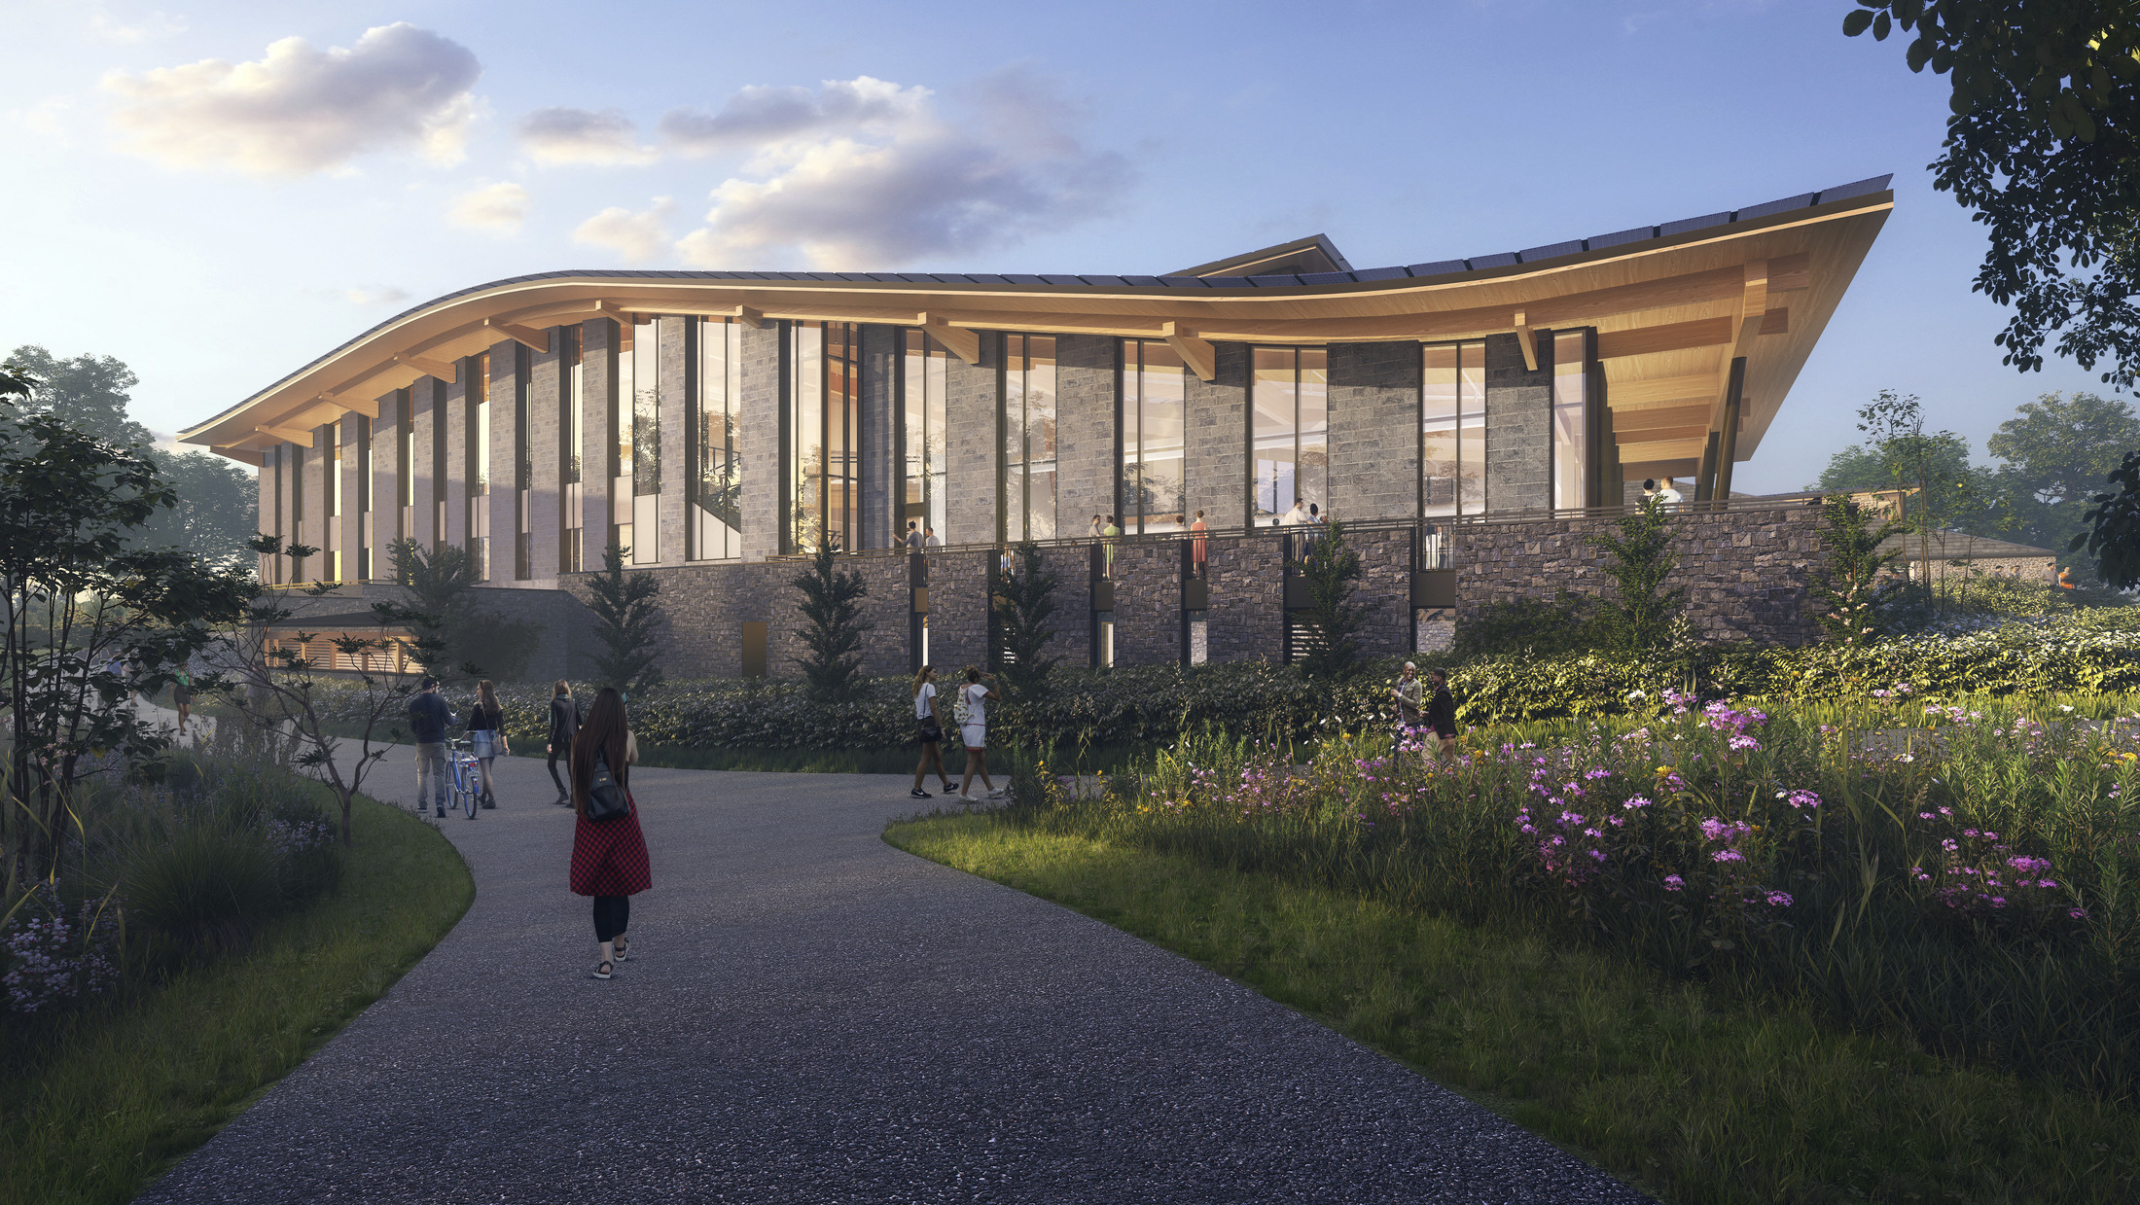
[
  {"x1": 592, "y1": 960, "x2": 613, "y2": 980},
  {"x1": 611, "y1": 936, "x2": 630, "y2": 962}
]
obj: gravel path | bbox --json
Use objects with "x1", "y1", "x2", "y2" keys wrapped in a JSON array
[{"x1": 137, "y1": 749, "x2": 1650, "y2": 1204}]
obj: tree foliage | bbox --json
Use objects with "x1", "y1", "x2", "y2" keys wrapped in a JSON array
[
  {"x1": 1588, "y1": 496, "x2": 1686, "y2": 653},
  {"x1": 1294, "y1": 521, "x2": 1379, "y2": 680},
  {"x1": 584, "y1": 541, "x2": 665, "y2": 696},
  {"x1": 791, "y1": 540, "x2": 868, "y2": 701},
  {"x1": 0, "y1": 365, "x2": 254, "y2": 879},
  {"x1": 992, "y1": 541, "x2": 1062, "y2": 700},
  {"x1": 1813, "y1": 496, "x2": 1912, "y2": 646},
  {"x1": 1843, "y1": 2, "x2": 2140, "y2": 388},
  {"x1": 1986, "y1": 390, "x2": 2140, "y2": 562},
  {"x1": 4, "y1": 344, "x2": 153, "y2": 449}
]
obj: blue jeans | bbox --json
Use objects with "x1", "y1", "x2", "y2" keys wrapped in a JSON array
[{"x1": 416, "y1": 742, "x2": 449, "y2": 810}]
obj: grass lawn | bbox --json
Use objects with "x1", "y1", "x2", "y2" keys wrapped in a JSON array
[
  {"x1": 0, "y1": 794, "x2": 473, "y2": 1205},
  {"x1": 887, "y1": 813, "x2": 2140, "y2": 1205}
]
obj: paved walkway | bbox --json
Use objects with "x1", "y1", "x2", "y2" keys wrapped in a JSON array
[{"x1": 138, "y1": 749, "x2": 1648, "y2": 1204}]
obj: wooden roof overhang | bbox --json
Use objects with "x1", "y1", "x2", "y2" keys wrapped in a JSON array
[{"x1": 182, "y1": 186, "x2": 1891, "y2": 478}]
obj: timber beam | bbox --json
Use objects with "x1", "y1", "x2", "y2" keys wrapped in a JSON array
[{"x1": 1162, "y1": 321, "x2": 1218, "y2": 382}]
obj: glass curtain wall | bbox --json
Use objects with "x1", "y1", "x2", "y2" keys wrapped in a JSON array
[
  {"x1": 1552, "y1": 330, "x2": 1588, "y2": 511},
  {"x1": 1421, "y1": 341, "x2": 1487, "y2": 516},
  {"x1": 902, "y1": 331, "x2": 948, "y2": 543},
  {"x1": 1250, "y1": 347, "x2": 1329, "y2": 525},
  {"x1": 694, "y1": 317, "x2": 743, "y2": 560},
  {"x1": 468, "y1": 353, "x2": 489, "y2": 579},
  {"x1": 327, "y1": 422, "x2": 342, "y2": 582},
  {"x1": 562, "y1": 325, "x2": 584, "y2": 573},
  {"x1": 1120, "y1": 340, "x2": 1185, "y2": 533},
  {"x1": 785, "y1": 321, "x2": 861, "y2": 554},
  {"x1": 1003, "y1": 334, "x2": 1058, "y2": 542},
  {"x1": 630, "y1": 321, "x2": 661, "y2": 564},
  {"x1": 513, "y1": 345, "x2": 530, "y2": 580},
  {"x1": 356, "y1": 414, "x2": 371, "y2": 580},
  {"x1": 395, "y1": 389, "x2": 413, "y2": 543}
]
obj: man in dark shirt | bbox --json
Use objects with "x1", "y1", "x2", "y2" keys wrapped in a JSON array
[
  {"x1": 1424, "y1": 668, "x2": 1459, "y2": 761},
  {"x1": 407, "y1": 677, "x2": 455, "y2": 818}
]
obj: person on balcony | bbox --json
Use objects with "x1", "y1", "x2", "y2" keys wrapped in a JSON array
[{"x1": 1190, "y1": 510, "x2": 1208, "y2": 577}]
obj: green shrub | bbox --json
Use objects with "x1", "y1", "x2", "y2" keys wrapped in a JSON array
[
  {"x1": 1447, "y1": 593, "x2": 1606, "y2": 661},
  {"x1": 120, "y1": 825, "x2": 281, "y2": 950}
]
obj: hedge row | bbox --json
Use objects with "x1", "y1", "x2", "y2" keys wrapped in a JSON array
[{"x1": 300, "y1": 611, "x2": 2140, "y2": 750}]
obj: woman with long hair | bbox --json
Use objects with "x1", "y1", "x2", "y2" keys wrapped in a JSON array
[
  {"x1": 466, "y1": 679, "x2": 508, "y2": 809},
  {"x1": 909, "y1": 664, "x2": 955, "y2": 799},
  {"x1": 570, "y1": 687, "x2": 651, "y2": 980},
  {"x1": 955, "y1": 665, "x2": 1003, "y2": 803},
  {"x1": 547, "y1": 679, "x2": 580, "y2": 807}
]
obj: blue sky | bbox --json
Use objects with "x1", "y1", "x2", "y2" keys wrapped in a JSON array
[{"x1": 0, "y1": 0, "x2": 2115, "y2": 492}]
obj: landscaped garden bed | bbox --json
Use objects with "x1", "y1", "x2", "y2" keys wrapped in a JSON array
[{"x1": 888, "y1": 691, "x2": 2140, "y2": 1204}]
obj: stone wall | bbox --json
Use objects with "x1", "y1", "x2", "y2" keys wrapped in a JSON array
[
  {"x1": 926, "y1": 549, "x2": 992, "y2": 673},
  {"x1": 1185, "y1": 342, "x2": 1249, "y2": 531},
  {"x1": 737, "y1": 321, "x2": 783, "y2": 562},
  {"x1": 1484, "y1": 332, "x2": 1550, "y2": 513},
  {"x1": 941, "y1": 339, "x2": 999, "y2": 546},
  {"x1": 1452, "y1": 505, "x2": 1822, "y2": 646},
  {"x1": 1110, "y1": 539, "x2": 1182, "y2": 667},
  {"x1": 1351, "y1": 527, "x2": 1415, "y2": 657},
  {"x1": 1206, "y1": 534, "x2": 1283, "y2": 663},
  {"x1": 1054, "y1": 334, "x2": 1116, "y2": 538},
  {"x1": 1328, "y1": 341, "x2": 1420, "y2": 524},
  {"x1": 525, "y1": 327, "x2": 563, "y2": 578},
  {"x1": 271, "y1": 580, "x2": 596, "y2": 684},
  {"x1": 860, "y1": 324, "x2": 900, "y2": 550}
]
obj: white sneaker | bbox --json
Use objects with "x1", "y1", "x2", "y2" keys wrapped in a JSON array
[
  {"x1": 958, "y1": 792, "x2": 978, "y2": 803},
  {"x1": 986, "y1": 787, "x2": 1006, "y2": 799}
]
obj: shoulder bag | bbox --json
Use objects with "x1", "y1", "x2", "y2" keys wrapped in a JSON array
[{"x1": 584, "y1": 748, "x2": 632, "y2": 823}]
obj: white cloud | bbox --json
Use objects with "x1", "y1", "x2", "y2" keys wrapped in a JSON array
[
  {"x1": 575, "y1": 197, "x2": 675, "y2": 264},
  {"x1": 88, "y1": 8, "x2": 186, "y2": 44},
  {"x1": 344, "y1": 286, "x2": 411, "y2": 306},
  {"x1": 673, "y1": 69, "x2": 1129, "y2": 270},
  {"x1": 449, "y1": 181, "x2": 529, "y2": 233},
  {"x1": 102, "y1": 23, "x2": 481, "y2": 176},
  {"x1": 657, "y1": 76, "x2": 930, "y2": 155},
  {"x1": 517, "y1": 107, "x2": 657, "y2": 165}
]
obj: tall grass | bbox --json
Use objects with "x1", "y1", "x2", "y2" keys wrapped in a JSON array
[{"x1": 997, "y1": 691, "x2": 2140, "y2": 1101}]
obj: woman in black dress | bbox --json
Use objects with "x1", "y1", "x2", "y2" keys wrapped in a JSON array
[{"x1": 547, "y1": 680, "x2": 581, "y2": 807}]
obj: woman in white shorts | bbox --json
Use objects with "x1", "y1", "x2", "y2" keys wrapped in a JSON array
[{"x1": 956, "y1": 666, "x2": 1003, "y2": 802}]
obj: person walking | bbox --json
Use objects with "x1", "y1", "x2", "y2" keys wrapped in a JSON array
[
  {"x1": 547, "y1": 680, "x2": 581, "y2": 806},
  {"x1": 465, "y1": 679, "x2": 508, "y2": 809},
  {"x1": 171, "y1": 664, "x2": 194, "y2": 733},
  {"x1": 1102, "y1": 515, "x2": 1121, "y2": 578},
  {"x1": 1424, "y1": 668, "x2": 1460, "y2": 761},
  {"x1": 904, "y1": 519, "x2": 922, "y2": 552},
  {"x1": 1189, "y1": 509, "x2": 1208, "y2": 576},
  {"x1": 407, "y1": 676, "x2": 455, "y2": 819},
  {"x1": 909, "y1": 664, "x2": 956, "y2": 799},
  {"x1": 1392, "y1": 661, "x2": 1423, "y2": 745},
  {"x1": 571, "y1": 687, "x2": 651, "y2": 981},
  {"x1": 954, "y1": 666, "x2": 1003, "y2": 802}
]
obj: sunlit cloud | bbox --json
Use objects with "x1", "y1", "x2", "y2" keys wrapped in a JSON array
[
  {"x1": 517, "y1": 107, "x2": 657, "y2": 165},
  {"x1": 102, "y1": 23, "x2": 481, "y2": 176},
  {"x1": 449, "y1": 181, "x2": 530, "y2": 233},
  {"x1": 673, "y1": 69, "x2": 1129, "y2": 269},
  {"x1": 574, "y1": 197, "x2": 675, "y2": 264}
]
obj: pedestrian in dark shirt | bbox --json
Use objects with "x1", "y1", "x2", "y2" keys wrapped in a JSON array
[
  {"x1": 548, "y1": 680, "x2": 581, "y2": 807},
  {"x1": 1424, "y1": 668, "x2": 1459, "y2": 762},
  {"x1": 466, "y1": 679, "x2": 508, "y2": 810},
  {"x1": 406, "y1": 677, "x2": 456, "y2": 818}
]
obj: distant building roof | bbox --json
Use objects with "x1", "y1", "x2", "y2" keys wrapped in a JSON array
[{"x1": 1878, "y1": 530, "x2": 2059, "y2": 562}]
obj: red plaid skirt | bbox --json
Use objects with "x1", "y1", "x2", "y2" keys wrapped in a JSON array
[{"x1": 569, "y1": 801, "x2": 651, "y2": 896}]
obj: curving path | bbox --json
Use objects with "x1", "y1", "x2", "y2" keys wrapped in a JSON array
[{"x1": 137, "y1": 749, "x2": 1649, "y2": 1204}]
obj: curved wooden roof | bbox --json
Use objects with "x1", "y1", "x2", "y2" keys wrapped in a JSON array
[{"x1": 183, "y1": 176, "x2": 1892, "y2": 475}]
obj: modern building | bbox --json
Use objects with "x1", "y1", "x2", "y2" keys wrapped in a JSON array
[{"x1": 182, "y1": 176, "x2": 1893, "y2": 679}]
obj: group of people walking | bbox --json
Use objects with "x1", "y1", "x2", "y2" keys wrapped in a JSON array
[
  {"x1": 908, "y1": 664, "x2": 1004, "y2": 802},
  {"x1": 407, "y1": 678, "x2": 650, "y2": 982}
]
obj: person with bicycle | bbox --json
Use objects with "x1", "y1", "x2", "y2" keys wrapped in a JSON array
[{"x1": 407, "y1": 677, "x2": 455, "y2": 819}]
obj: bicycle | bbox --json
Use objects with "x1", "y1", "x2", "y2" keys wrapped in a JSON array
[{"x1": 446, "y1": 737, "x2": 481, "y2": 820}]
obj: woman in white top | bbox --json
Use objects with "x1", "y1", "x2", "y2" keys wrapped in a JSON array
[
  {"x1": 954, "y1": 665, "x2": 1003, "y2": 802},
  {"x1": 908, "y1": 665, "x2": 956, "y2": 799}
]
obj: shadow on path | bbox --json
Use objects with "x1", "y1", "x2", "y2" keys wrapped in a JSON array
[{"x1": 137, "y1": 748, "x2": 1647, "y2": 1203}]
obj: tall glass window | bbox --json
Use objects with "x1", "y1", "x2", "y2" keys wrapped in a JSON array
[
  {"x1": 1552, "y1": 330, "x2": 1589, "y2": 511},
  {"x1": 1004, "y1": 334, "x2": 1058, "y2": 542},
  {"x1": 785, "y1": 321, "x2": 861, "y2": 553},
  {"x1": 356, "y1": 413, "x2": 372, "y2": 580},
  {"x1": 628, "y1": 320, "x2": 661, "y2": 564},
  {"x1": 561, "y1": 326, "x2": 584, "y2": 573},
  {"x1": 902, "y1": 331, "x2": 949, "y2": 543},
  {"x1": 694, "y1": 317, "x2": 743, "y2": 560},
  {"x1": 513, "y1": 344, "x2": 530, "y2": 580},
  {"x1": 1422, "y1": 340, "x2": 1487, "y2": 516},
  {"x1": 1250, "y1": 347, "x2": 1328, "y2": 524},
  {"x1": 1120, "y1": 340, "x2": 1185, "y2": 533},
  {"x1": 467, "y1": 353, "x2": 490, "y2": 579}
]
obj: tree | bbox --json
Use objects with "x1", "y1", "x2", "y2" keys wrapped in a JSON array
[
  {"x1": 232, "y1": 536, "x2": 421, "y2": 846},
  {"x1": 584, "y1": 541, "x2": 664, "y2": 695},
  {"x1": 387, "y1": 538, "x2": 481, "y2": 681},
  {"x1": 1813, "y1": 428, "x2": 1999, "y2": 533},
  {"x1": 1812, "y1": 497, "x2": 1912, "y2": 646},
  {"x1": 1294, "y1": 521, "x2": 1378, "y2": 680},
  {"x1": 1985, "y1": 391, "x2": 2140, "y2": 565},
  {"x1": 791, "y1": 540, "x2": 868, "y2": 701},
  {"x1": 1842, "y1": 3, "x2": 2140, "y2": 389},
  {"x1": 0, "y1": 365, "x2": 254, "y2": 880},
  {"x1": 2072, "y1": 448, "x2": 2140, "y2": 587},
  {"x1": 141, "y1": 449, "x2": 258, "y2": 566},
  {"x1": 992, "y1": 541, "x2": 1062, "y2": 702},
  {"x1": 1588, "y1": 496, "x2": 1686, "y2": 653},
  {"x1": 5, "y1": 344, "x2": 153, "y2": 449}
]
